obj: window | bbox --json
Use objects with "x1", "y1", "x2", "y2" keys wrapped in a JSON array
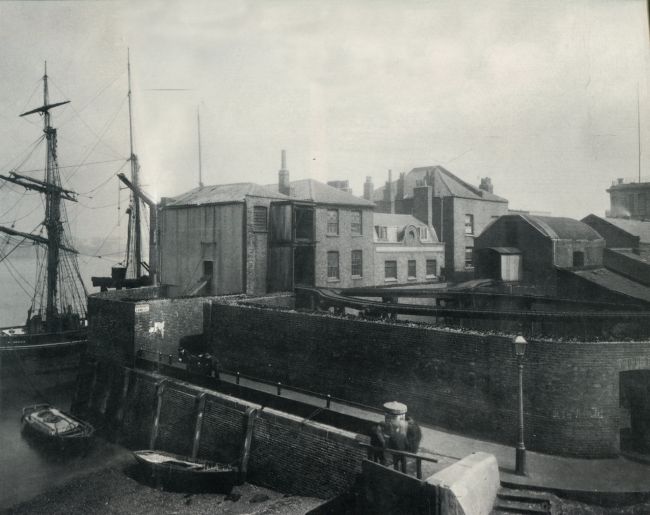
[
  {"x1": 465, "y1": 247, "x2": 474, "y2": 268},
  {"x1": 385, "y1": 260, "x2": 397, "y2": 280},
  {"x1": 426, "y1": 259, "x2": 437, "y2": 277},
  {"x1": 351, "y1": 210, "x2": 362, "y2": 235},
  {"x1": 253, "y1": 206, "x2": 268, "y2": 231},
  {"x1": 419, "y1": 226, "x2": 429, "y2": 240},
  {"x1": 375, "y1": 226, "x2": 388, "y2": 240},
  {"x1": 327, "y1": 209, "x2": 339, "y2": 235},
  {"x1": 351, "y1": 250, "x2": 363, "y2": 277},
  {"x1": 408, "y1": 260, "x2": 417, "y2": 279},
  {"x1": 465, "y1": 214, "x2": 474, "y2": 234},
  {"x1": 295, "y1": 206, "x2": 314, "y2": 240},
  {"x1": 327, "y1": 251, "x2": 339, "y2": 280}
]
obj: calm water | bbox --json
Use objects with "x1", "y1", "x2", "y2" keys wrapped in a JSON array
[
  {"x1": 0, "y1": 254, "x2": 127, "y2": 510},
  {"x1": 0, "y1": 254, "x2": 108, "y2": 327}
]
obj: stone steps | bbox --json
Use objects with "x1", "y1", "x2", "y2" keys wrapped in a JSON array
[{"x1": 491, "y1": 487, "x2": 552, "y2": 515}]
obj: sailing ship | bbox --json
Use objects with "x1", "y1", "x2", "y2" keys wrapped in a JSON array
[{"x1": 0, "y1": 64, "x2": 88, "y2": 347}]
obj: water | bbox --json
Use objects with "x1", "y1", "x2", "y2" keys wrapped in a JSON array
[
  {"x1": 0, "y1": 253, "x2": 109, "y2": 327},
  {"x1": 0, "y1": 254, "x2": 128, "y2": 509},
  {"x1": 0, "y1": 351, "x2": 129, "y2": 510}
]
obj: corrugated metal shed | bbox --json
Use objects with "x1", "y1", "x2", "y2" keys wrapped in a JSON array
[
  {"x1": 522, "y1": 215, "x2": 603, "y2": 241},
  {"x1": 571, "y1": 268, "x2": 650, "y2": 304}
]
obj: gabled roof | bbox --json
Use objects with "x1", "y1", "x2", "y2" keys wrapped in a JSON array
[
  {"x1": 282, "y1": 179, "x2": 375, "y2": 207},
  {"x1": 582, "y1": 215, "x2": 650, "y2": 244},
  {"x1": 373, "y1": 165, "x2": 507, "y2": 203},
  {"x1": 373, "y1": 213, "x2": 427, "y2": 228},
  {"x1": 164, "y1": 182, "x2": 289, "y2": 207},
  {"x1": 522, "y1": 215, "x2": 603, "y2": 241}
]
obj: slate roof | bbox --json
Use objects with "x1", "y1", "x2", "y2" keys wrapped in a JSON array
[
  {"x1": 279, "y1": 179, "x2": 375, "y2": 207},
  {"x1": 373, "y1": 165, "x2": 508, "y2": 203},
  {"x1": 164, "y1": 183, "x2": 289, "y2": 207},
  {"x1": 373, "y1": 213, "x2": 427, "y2": 228},
  {"x1": 584, "y1": 215, "x2": 650, "y2": 244},
  {"x1": 522, "y1": 215, "x2": 603, "y2": 241},
  {"x1": 570, "y1": 268, "x2": 650, "y2": 304}
]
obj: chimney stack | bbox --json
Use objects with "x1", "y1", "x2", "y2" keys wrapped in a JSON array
[
  {"x1": 397, "y1": 172, "x2": 405, "y2": 200},
  {"x1": 479, "y1": 177, "x2": 494, "y2": 194},
  {"x1": 279, "y1": 149, "x2": 290, "y2": 196},
  {"x1": 363, "y1": 176, "x2": 374, "y2": 201}
]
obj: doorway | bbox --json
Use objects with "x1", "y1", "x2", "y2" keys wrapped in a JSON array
[
  {"x1": 294, "y1": 246, "x2": 315, "y2": 286},
  {"x1": 203, "y1": 260, "x2": 214, "y2": 294},
  {"x1": 620, "y1": 370, "x2": 650, "y2": 454}
]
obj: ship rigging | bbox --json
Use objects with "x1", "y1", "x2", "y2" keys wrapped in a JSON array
[{"x1": 0, "y1": 63, "x2": 87, "y2": 336}]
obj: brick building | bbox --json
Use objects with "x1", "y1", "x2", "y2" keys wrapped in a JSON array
[
  {"x1": 607, "y1": 179, "x2": 650, "y2": 220},
  {"x1": 372, "y1": 213, "x2": 445, "y2": 284},
  {"x1": 267, "y1": 177, "x2": 376, "y2": 290},
  {"x1": 158, "y1": 183, "x2": 289, "y2": 297},
  {"x1": 373, "y1": 166, "x2": 508, "y2": 281}
]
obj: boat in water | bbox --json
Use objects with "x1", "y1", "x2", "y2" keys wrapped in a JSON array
[
  {"x1": 0, "y1": 63, "x2": 88, "y2": 348},
  {"x1": 133, "y1": 450, "x2": 237, "y2": 493},
  {"x1": 21, "y1": 404, "x2": 94, "y2": 446}
]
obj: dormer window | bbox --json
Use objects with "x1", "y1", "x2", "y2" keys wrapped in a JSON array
[
  {"x1": 375, "y1": 226, "x2": 388, "y2": 240},
  {"x1": 419, "y1": 226, "x2": 429, "y2": 240}
]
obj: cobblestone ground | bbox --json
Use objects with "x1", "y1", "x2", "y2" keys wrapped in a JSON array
[{"x1": 2, "y1": 467, "x2": 323, "y2": 515}]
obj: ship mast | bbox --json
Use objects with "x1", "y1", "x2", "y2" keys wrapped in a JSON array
[
  {"x1": 127, "y1": 49, "x2": 142, "y2": 278},
  {"x1": 1, "y1": 62, "x2": 76, "y2": 331}
]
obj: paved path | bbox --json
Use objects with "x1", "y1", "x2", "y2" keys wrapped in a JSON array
[{"x1": 220, "y1": 372, "x2": 650, "y2": 499}]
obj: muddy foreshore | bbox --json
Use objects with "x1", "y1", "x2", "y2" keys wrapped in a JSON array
[{"x1": 2, "y1": 464, "x2": 323, "y2": 515}]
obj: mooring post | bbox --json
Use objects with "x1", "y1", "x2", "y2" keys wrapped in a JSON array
[
  {"x1": 99, "y1": 365, "x2": 114, "y2": 415},
  {"x1": 115, "y1": 369, "x2": 131, "y2": 427},
  {"x1": 326, "y1": 394, "x2": 331, "y2": 409},
  {"x1": 149, "y1": 379, "x2": 167, "y2": 450},
  {"x1": 277, "y1": 382, "x2": 282, "y2": 396},
  {"x1": 191, "y1": 393, "x2": 207, "y2": 459},
  {"x1": 87, "y1": 361, "x2": 100, "y2": 410},
  {"x1": 238, "y1": 407, "x2": 258, "y2": 484}
]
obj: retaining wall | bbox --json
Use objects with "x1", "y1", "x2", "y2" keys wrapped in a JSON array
[
  {"x1": 72, "y1": 360, "x2": 366, "y2": 499},
  {"x1": 206, "y1": 301, "x2": 650, "y2": 458}
]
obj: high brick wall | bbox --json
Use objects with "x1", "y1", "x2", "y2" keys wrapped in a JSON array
[
  {"x1": 74, "y1": 361, "x2": 366, "y2": 499},
  {"x1": 206, "y1": 302, "x2": 650, "y2": 458}
]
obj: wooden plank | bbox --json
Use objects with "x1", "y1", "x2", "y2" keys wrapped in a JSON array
[
  {"x1": 238, "y1": 407, "x2": 258, "y2": 484},
  {"x1": 149, "y1": 380, "x2": 167, "y2": 449},
  {"x1": 191, "y1": 393, "x2": 207, "y2": 459}
]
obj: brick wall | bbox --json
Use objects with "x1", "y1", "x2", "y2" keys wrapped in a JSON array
[
  {"x1": 206, "y1": 302, "x2": 650, "y2": 458},
  {"x1": 74, "y1": 362, "x2": 366, "y2": 499},
  {"x1": 313, "y1": 206, "x2": 375, "y2": 288}
]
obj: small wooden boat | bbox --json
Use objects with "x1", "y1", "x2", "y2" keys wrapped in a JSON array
[
  {"x1": 21, "y1": 404, "x2": 94, "y2": 445},
  {"x1": 133, "y1": 450, "x2": 237, "y2": 493}
]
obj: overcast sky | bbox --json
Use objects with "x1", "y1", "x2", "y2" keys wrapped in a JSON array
[{"x1": 0, "y1": 0, "x2": 648, "y2": 245}]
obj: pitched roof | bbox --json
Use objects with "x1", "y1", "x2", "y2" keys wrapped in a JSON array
[
  {"x1": 373, "y1": 213, "x2": 427, "y2": 228},
  {"x1": 282, "y1": 179, "x2": 375, "y2": 207},
  {"x1": 164, "y1": 182, "x2": 289, "y2": 207},
  {"x1": 584, "y1": 216, "x2": 650, "y2": 244},
  {"x1": 522, "y1": 215, "x2": 603, "y2": 241},
  {"x1": 373, "y1": 165, "x2": 507, "y2": 203},
  {"x1": 570, "y1": 268, "x2": 650, "y2": 304}
]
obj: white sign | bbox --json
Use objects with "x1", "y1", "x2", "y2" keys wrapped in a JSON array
[{"x1": 135, "y1": 304, "x2": 150, "y2": 313}]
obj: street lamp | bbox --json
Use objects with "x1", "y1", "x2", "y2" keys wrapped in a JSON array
[{"x1": 513, "y1": 335, "x2": 527, "y2": 476}]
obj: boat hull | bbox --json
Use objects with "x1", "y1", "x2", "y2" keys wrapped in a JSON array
[
  {"x1": 133, "y1": 450, "x2": 237, "y2": 494},
  {"x1": 21, "y1": 404, "x2": 94, "y2": 450}
]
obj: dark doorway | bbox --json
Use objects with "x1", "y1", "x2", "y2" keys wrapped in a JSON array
[
  {"x1": 572, "y1": 251, "x2": 585, "y2": 268},
  {"x1": 203, "y1": 260, "x2": 214, "y2": 294},
  {"x1": 294, "y1": 246, "x2": 315, "y2": 286},
  {"x1": 620, "y1": 370, "x2": 650, "y2": 454}
]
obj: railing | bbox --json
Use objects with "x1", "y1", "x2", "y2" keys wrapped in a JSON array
[{"x1": 359, "y1": 442, "x2": 438, "y2": 480}]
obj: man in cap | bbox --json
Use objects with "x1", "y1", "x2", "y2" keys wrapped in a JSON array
[{"x1": 370, "y1": 401, "x2": 421, "y2": 468}]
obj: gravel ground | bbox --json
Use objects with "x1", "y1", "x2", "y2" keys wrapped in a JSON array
[{"x1": 2, "y1": 466, "x2": 323, "y2": 515}]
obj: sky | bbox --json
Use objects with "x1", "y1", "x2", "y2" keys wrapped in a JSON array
[{"x1": 0, "y1": 0, "x2": 648, "y2": 248}]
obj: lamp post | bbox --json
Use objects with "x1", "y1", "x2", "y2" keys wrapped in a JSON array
[{"x1": 513, "y1": 335, "x2": 527, "y2": 476}]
